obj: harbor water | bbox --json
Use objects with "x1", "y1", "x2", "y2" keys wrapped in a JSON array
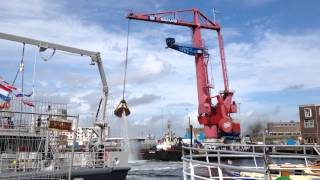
[
  {"x1": 127, "y1": 160, "x2": 183, "y2": 180},
  {"x1": 126, "y1": 158, "x2": 306, "y2": 179}
]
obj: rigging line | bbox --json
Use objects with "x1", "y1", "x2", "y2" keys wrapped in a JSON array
[
  {"x1": 21, "y1": 43, "x2": 25, "y2": 122},
  {"x1": 12, "y1": 43, "x2": 25, "y2": 86},
  {"x1": 32, "y1": 46, "x2": 37, "y2": 99},
  {"x1": 122, "y1": 19, "x2": 130, "y2": 100}
]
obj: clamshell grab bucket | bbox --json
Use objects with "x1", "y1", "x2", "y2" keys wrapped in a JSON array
[{"x1": 114, "y1": 99, "x2": 130, "y2": 118}]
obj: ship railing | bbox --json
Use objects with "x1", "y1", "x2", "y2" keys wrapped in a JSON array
[
  {"x1": 0, "y1": 100, "x2": 79, "y2": 179},
  {"x1": 0, "y1": 99, "x2": 128, "y2": 179},
  {"x1": 182, "y1": 144, "x2": 320, "y2": 180},
  {"x1": 0, "y1": 149, "x2": 124, "y2": 179}
]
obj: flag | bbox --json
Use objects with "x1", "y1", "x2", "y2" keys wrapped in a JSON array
[
  {"x1": 0, "y1": 82, "x2": 17, "y2": 91},
  {"x1": 14, "y1": 91, "x2": 33, "y2": 97},
  {"x1": 14, "y1": 93, "x2": 23, "y2": 97},
  {"x1": 0, "y1": 84, "x2": 12, "y2": 92},
  {"x1": 5, "y1": 84, "x2": 17, "y2": 90},
  {"x1": 23, "y1": 100, "x2": 35, "y2": 107},
  {"x1": 0, "y1": 102, "x2": 10, "y2": 109},
  {"x1": 24, "y1": 91, "x2": 33, "y2": 97},
  {"x1": 0, "y1": 84, "x2": 11, "y2": 102}
]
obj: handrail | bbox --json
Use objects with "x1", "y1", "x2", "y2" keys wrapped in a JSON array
[
  {"x1": 182, "y1": 144, "x2": 320, "y2": 180},
  {"x1": 200, "y1": 143, "x2": 320, "y2": 148},
  {"x1": 182, "y1": 157, "x2": 267, "y2": 173}
]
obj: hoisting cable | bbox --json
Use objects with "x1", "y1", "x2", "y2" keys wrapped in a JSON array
[
  {"x1": 114, "y1": 20, "x2": 131, "y2": 118},
  {"x1": 122, "y1": 19, "x2": 130, "y2": 100}
]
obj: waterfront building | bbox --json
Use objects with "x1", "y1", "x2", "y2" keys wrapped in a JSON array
[
  {"x1": 61, "y1": 127, "x2": 98, "y2": 146},
  {"x1": 299, "y1": 104, "x2": 320, "y2": 144},
  {"x1": 267, "y1": 121, "x2": 300, "y2": 136}
]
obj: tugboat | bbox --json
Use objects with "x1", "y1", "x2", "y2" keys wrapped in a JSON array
[{"x1": 141, "y1": 121, "x2": 183, "y2": 161}]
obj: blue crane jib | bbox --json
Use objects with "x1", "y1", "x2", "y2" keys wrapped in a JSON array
[{"x1": 165, "y1": 38, "x2": 208, "y2": 56}]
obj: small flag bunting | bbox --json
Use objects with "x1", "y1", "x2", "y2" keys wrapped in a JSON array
[
  {"x1": 14, "y1": 91, "x2": 33, "y2": 98},
  {"x1": 23, "y1": 100, "x2": 35, "y2": 107}
]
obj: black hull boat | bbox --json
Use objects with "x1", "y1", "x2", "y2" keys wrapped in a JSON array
[
  {"x1": 140, "y1": 121, "x2": 184, "y2": 161},
  {"x1": 141, "y1": 148, "x2": 182, "y2": 161}
]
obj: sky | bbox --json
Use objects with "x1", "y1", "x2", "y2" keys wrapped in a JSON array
[{"x1": 0, "y1": 0, "x2": 320, "y2": 137}]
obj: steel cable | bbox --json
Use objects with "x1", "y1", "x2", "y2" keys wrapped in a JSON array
[{"x1": 122, "y1": 20, "x2": 130, "y2": 100}]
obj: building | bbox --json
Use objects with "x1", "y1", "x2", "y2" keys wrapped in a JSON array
[
  {"x1": 267, "y1": 121, "x2": 300, "y2": 136},
  {"x1": 61, "y1": 127, "x2": 98, "y2": 146},
  {"x1": 299, "y1": 104, "x2": 320, "y2": 144}
]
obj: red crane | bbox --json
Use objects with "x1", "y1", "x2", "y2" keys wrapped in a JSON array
[{"x1": 127, "y1": 9, "x2": 239, "y2": 139}]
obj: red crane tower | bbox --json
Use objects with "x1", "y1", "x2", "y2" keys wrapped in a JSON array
[{"x1": 127, "y1": 9, "x2": 239, "y2": 139}]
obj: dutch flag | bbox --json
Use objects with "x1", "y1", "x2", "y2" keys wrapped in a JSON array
[{"x1": 0, "y1": 84, "x2": 11, "y2": 102}]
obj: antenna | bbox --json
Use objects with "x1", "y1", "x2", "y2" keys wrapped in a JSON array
[{"x1": 212, "y1": 8, "x2": 220, "y2": 24}]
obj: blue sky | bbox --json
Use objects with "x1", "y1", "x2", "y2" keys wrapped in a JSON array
[{"x1": 0, "y1": 0, "x2": 320, "y2": 137}]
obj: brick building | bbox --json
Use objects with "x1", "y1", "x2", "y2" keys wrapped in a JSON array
[
  {"x1": 299, "y1": 104, "x2": 320, "y2": 144},
  {"x1": 267, "y1": 121, "x2": 300, "y2": 136}
]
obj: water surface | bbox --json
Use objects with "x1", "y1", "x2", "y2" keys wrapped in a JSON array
[{"x1": 127, "y1": 160, "x2": 183, "y2": 180}]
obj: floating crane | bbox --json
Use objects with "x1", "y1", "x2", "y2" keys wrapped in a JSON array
[{"x1": 127, "y1": 9, "x2": 240, "y2": 139}]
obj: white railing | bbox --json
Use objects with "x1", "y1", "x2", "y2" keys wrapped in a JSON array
[{"x1": 182, "y1": 144, "x2": 320, "y2": 180}]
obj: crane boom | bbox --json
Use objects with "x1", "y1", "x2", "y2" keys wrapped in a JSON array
[
  {"x1": 0, "y1": 32, "x2": 109, "y2": 142},
  {"x1": 127, "y1": 9, "x2": 220, "y2": 30},
  {"x1": 127, "y1": 9, "x2": 239, "y2": 139}
]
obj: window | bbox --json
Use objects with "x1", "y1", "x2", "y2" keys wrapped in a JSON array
[
  {"x1": 304, "y1": 119, "x2": 314, "y2": 128},
  {"x1": 304, "y1": 108, "x2": 312, "y2": 118}
]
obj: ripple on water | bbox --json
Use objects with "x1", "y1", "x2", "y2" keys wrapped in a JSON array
[{"x1": 127, "y1": 160, "x2": 183, "y2": 180}]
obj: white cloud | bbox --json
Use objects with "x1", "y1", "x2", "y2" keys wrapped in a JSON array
[
  {"x1": 141, "y1": 55, "x2": 165, "y2": 75},
  {"x1": 211, "y1": 31, "x2": 320, "y2": 95},
  {"x1": 1, "y1": 1, "x2": 319, "y2": 137}
]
